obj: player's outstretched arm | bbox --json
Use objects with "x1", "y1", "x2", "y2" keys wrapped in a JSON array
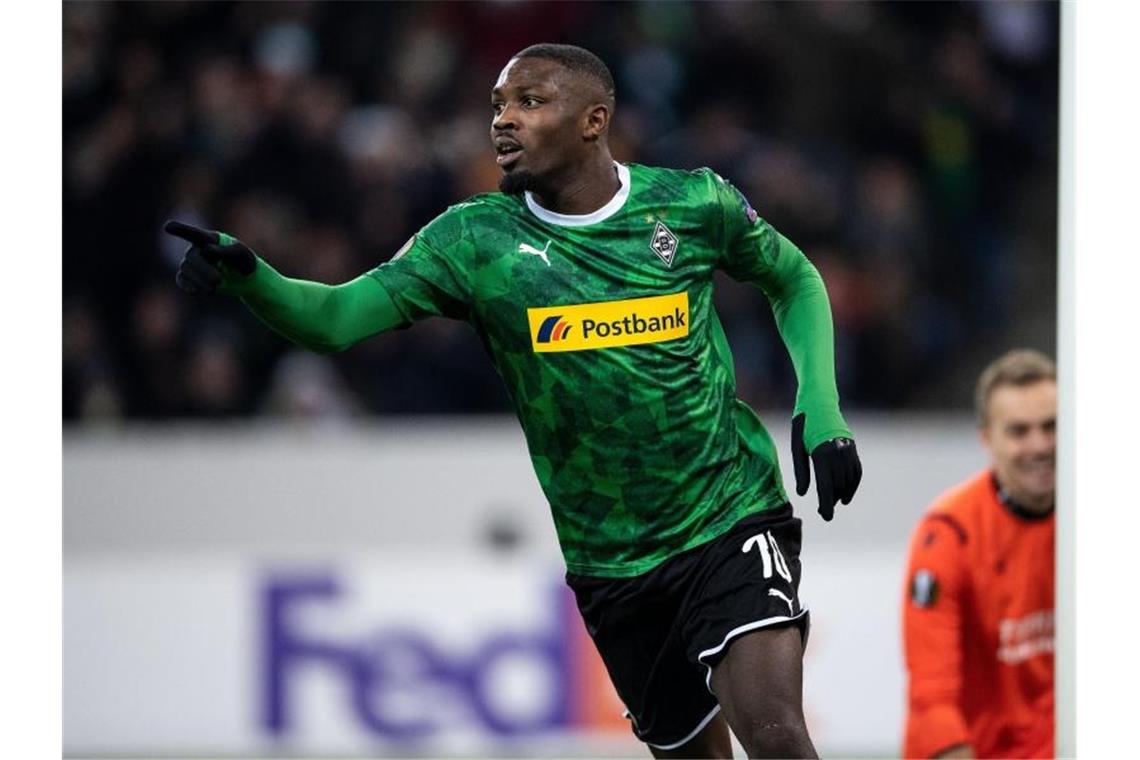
[{"x1": 166, "y1": 220, "x2": 406, "y2": 354}]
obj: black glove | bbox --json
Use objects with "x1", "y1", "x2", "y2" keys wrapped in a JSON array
[
  {"x1": 792, "y1": 412, "x2": 862, "y2": 521},
  {"x1": 165, "y1": 220, "x2": 256, "y2": 294}
]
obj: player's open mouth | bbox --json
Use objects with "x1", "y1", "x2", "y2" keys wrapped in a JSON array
[{"x1": 495, "y1": 141, "x2": 523, "y2": 168}]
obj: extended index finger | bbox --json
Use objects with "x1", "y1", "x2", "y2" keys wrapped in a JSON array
[{"x1": 163, "y1": 220, "x2": 218, "y2": 246}]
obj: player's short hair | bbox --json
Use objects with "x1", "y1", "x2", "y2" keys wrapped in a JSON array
[
  {"x1": 974, "y1": 349, "x2": 1056, "y2": 426},
  {"x1": 513, "y1": 43, "x2": 615, "y2": 100}
]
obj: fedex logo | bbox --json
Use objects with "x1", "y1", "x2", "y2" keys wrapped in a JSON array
[{"x1": 260, "y1": 572, "x2": 624, "y2": 742}]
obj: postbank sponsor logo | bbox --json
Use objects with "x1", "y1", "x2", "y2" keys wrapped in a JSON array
[{"x1": 527, "y1": 292, "x2": 689, "y2": 353}]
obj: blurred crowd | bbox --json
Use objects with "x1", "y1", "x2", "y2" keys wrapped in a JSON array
[{"x1": 63, "y1": 1, "x2": 1059, "y2": 424}]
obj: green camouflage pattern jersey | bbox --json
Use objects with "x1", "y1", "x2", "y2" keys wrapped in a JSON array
[{"x1": 362, "y1": 163, "x2": 851, "y2": 577}]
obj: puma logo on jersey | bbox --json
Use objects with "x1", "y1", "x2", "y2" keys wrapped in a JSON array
[{"x1": 518, "y1": 241, "x2": 552, "y2": 266}]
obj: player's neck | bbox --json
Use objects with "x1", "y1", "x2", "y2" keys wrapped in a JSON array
[
  {"x1": 992, "y1": 473, "x2": 1054, "y2": 517},
  {"x1": 529, "y1": 152, "x2": 620, "y2": 216}
]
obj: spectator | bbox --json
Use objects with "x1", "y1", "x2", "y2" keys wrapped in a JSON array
[{"x1": 62, "y1": 1, "x2": 1059, "y2": 423}]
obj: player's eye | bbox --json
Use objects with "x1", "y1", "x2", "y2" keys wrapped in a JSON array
[
  {"x1": 521, "y1": 96, "x2": 540, "y2": 108},
  {"x1": 491, "y1": 102, "x2": 504, "y2": 114}
]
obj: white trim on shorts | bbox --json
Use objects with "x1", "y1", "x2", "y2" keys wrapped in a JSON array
[
  {"x1": 696, "y1": 608, "x2": 811, "y2": 692},
  {"x1": 644, "y1": 704, "x2": 723, "y2": 750}
]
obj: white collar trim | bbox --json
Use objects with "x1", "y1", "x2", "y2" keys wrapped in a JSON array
[{"x1": 524, "y1": 162, "x2": 630, "y2": 227}]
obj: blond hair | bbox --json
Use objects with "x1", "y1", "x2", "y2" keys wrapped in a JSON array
[{"x1": 975, "y1": 349, "x2": 1056, "y2": 426}]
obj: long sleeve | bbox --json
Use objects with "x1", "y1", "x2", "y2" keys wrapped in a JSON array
[
  {"x1": 220, "y1": 257, "x2": 409, "y2": 354},
  {"x1": 751, "y1": 233, "x2": 849, "y2": 448},
  {"x1": 903, "y1": 515, "x2": 972, "y2": 758},
  {"x1": 214, "y1": 202, "x2": 477, "y2": 355},
  {"x1": 711, "y1": 169, "x2": 851, "y2": 450}
]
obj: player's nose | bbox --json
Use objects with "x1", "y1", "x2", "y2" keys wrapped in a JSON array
[
  {"x1": 1024, "y1": 427, "x2": 1055, "y2": 456},
  {"x1": 492, "y1": 104, "x2": 517, "y2": 131}
]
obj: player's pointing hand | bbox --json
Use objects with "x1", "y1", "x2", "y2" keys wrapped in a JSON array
[
  {"x1": 792, "y1": 412, "x2": 863, "y2": 522},
  {"x1": 165, "y1": 220, "x2": 257, "y2": 294}
]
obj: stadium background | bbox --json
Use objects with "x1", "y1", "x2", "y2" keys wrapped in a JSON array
[{"x1": 62, "y1": 1, "x2": 1059, "y2": 757}]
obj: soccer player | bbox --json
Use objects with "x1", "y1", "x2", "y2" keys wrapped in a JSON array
[
  {"x1": 168, "y1": 44, "x2": 861, "y2": 759},
  {"x1": 902, "y1": 349, "x2": 1056, "y2": 758}
]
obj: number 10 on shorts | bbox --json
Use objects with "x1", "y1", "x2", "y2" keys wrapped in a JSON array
[{"x1": 742, "y1": 531, "x2": 793, "y2": 583}]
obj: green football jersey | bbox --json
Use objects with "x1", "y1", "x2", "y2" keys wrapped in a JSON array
[{"x1": 366, "y1": 162, "x2": 850, "y2": 577}]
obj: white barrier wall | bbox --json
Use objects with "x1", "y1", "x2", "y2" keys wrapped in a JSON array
[{"x1": 64, "y1": 415, "x2": 986, "y2": 758}]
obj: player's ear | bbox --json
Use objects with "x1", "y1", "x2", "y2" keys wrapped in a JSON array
[
  {"x1": 582, "y1": 102, "x2": 610, "y2": 141},
  {"x1": 978, "y1": 423, "x2": 993, "y2": 457}
]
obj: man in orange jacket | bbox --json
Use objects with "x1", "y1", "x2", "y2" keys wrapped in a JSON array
[{"x1": 902, "y1": 349, "x2": 1056, "y2": 758}]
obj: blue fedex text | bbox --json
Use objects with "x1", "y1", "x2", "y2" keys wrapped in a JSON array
[{"x1": 261, "y1": 573, "x2": 579, "y2": 741}]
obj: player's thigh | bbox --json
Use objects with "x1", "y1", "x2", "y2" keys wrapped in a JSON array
[
  {"x1": 709, "y1": 624, "x2": 812, "y2": 752},
  {"x1": 710, "y1": 623, "x2": 806, "y2": 714},
  {"x1": 681, "y1": 507, "x2": 815, "y2": 756},
  {"x1": 649, "y1": 709, "x2": 732, "y2": 760}
]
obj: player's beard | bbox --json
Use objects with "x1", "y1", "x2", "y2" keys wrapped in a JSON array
[{"x1": 498, "y1": 170, "x2": 535, "y2": 196}]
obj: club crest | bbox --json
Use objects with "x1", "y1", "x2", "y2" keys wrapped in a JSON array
[{"x1": 649, "y1": 221, "x2": 679, "y2": 267}]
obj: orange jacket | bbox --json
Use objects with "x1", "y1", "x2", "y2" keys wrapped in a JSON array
[{"x1": 902, "y1": 470, "x2": 1054, "y2": 758}]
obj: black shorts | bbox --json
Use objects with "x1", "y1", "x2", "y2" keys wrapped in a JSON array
[{"x1": 566, "y1": 505, "x2": 809, "y2": 749}]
